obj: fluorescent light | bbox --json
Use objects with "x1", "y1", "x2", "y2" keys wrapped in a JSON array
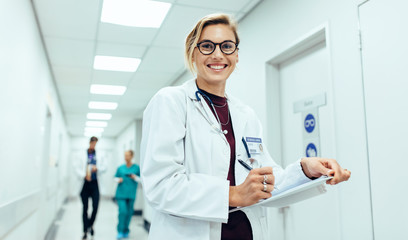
[
  {"x1": 101, "y1": 0, "x2": 171, "y2": 28},
  {"x1": 85, "y1": 127, "x2": 104, "y2": 133},
  {"x1": 86, "y1": 121, "x2": 108, "y2": 127},
  {"x1": 90, "y1": 84, "x2": 127, "y2": 95},
  {"x1": 87, "y1": 113, "x2": 112, "y2": 120},
  {"x1": 94, "y1": 55, "x2": 141, "y2": 72},
  {"x1": 84, "y1": 132, "x2": 102, "y2": 137},
  {"x1": 88, "y1": 101, "x2": 118, "y2": 110}
]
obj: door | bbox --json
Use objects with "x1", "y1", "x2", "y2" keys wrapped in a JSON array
[
  {"x1": 274, "y1": 39, "x2": 341, "y2": 240},
  {"x1": 359, "y1": 1, "x2": 408, "y2": 239}
]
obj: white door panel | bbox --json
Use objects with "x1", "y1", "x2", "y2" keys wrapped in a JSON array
[
  {"x1": 360, "y1": 1, "x2": 408, "y2": 239},
  {"x1": 278, "y1": 42, "x2": 340, "y2": 240}
]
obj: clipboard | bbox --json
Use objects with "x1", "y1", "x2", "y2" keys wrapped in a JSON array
[{"x1": 229, "y1": 176, "x2": 333, "y2": 213}]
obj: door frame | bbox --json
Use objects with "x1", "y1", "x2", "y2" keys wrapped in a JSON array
[
  {"x1": 264, "y1": 23, "x2": 337, "y2": 166},
  {"x1": 264, "y1": 22, "x2": 339, "y2": 239}
]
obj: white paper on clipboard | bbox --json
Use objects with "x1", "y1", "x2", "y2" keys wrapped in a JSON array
[{"x1": 229, "y1": 176, "x2": 333, "y2": 213}]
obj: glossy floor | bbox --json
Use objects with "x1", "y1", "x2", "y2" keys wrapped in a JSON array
[{"x1": 54, "y1": 198, "x2": 148, "y2": 240}]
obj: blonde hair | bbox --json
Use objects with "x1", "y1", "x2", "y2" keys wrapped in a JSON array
[{"x1": 184, "y1": 13, "x2": 240, "y2": 74}]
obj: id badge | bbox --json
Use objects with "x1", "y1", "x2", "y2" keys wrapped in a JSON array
[{"x1": 245, "y1": 137, "x2": 263, "y2": 155}]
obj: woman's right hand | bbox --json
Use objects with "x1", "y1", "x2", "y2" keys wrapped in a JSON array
[
  {"x1": 229, "y1": 167, "x2": 275, "y2": 207},
  {"x1": 118, "y1": 177, "x2": 123, "y2": 183}
]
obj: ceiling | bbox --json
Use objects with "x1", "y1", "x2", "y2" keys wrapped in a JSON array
[{"x1": 32, "y1": 0, "x2": 262, "y2": 138}]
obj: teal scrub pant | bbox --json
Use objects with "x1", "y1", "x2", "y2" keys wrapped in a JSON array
[{"x1": 117, "y1": 198, "x2": 135, "y2": 234}]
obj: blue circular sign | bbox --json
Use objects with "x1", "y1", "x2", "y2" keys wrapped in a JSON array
[
  {"x1": 304, "y1": 114, "x2": 315, "y2": 133},
  {"x1": 306, "y1": 143, "x2": 317, "y2": 157}
]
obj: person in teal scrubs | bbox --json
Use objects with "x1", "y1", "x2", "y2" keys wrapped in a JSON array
[{"x1": 114, "y1": 150, "x2": 140, "y2": 239}]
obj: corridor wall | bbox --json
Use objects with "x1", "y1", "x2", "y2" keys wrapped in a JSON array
[{"x1": 0, "y1": 0, "x2": 71, "y2": 239}]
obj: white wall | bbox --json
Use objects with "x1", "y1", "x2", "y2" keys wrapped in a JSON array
[
  {"x1": 0, "y1": 0, "x2": 71, "y2": 239},
  {"x1": 172, "y1": 70, "x2": 194, "y2": 86}
]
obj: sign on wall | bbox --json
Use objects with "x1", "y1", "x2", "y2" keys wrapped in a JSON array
[{"x1": 294, "y1": 93, "x2": 326, "y2": 157}]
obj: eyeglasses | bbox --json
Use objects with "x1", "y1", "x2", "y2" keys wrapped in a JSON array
[{"x1": 196, "y1": 40, "x2": 238, "y2": 55}]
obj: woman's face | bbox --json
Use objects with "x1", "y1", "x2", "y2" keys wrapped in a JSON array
[
  {"x1": 124, "y1": 152, "x2": 132, "y2": 163},
  {"x1": 193, "y1": 24, "x2": 238, "y2": 86}
]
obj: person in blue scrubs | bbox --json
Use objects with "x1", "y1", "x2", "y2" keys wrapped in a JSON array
[{"x1": 114, "y1": 150, "x2": 140, "y2": 239}]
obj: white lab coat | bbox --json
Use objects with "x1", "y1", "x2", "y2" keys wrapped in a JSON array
[
  {"x1": 73, "y1": 150, "x2": 107, "y2": 186},
  {"x1": 140, "y1": 80, "x2": 311, "y2": 240}
]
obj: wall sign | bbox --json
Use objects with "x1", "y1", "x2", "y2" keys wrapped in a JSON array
[
  {"x1": 306, "y1": 142, "x2": 317, "y2": 157},
  {"x1": 304, "y1": 113, "x2": 316, "y2": 133},
  {"x1": 294, "y1": 93, "x2": 326, "y2": 158}
]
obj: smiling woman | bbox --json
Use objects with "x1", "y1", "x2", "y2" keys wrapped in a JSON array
[
  {"x1": 140, "y1": 13, "x2": 350, "y2": 240},
  {"x1": 185, "y1": 14, "x2": 240, "y2": 97}
]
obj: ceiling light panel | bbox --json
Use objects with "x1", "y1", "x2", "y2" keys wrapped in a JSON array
[
  {"x1": 90, "y1": 84, "x2": 127, "y2": 95},
  {"x1": 101, "y1": 0, "x2": 172, "y2": 28},
  {"x1": 87, "y1": 113, "x2": 112, "y2": 120},
  {"x1": 94, "y1": 55, "x2": 141, "y2": 72},
  {"x1": 88, "y1": 101, "x2": 118, "y2": 110}
]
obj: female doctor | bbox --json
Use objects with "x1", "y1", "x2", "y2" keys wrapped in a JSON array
[{"x1": 140, "y1": 13, "x2": 351, "y2": 240}]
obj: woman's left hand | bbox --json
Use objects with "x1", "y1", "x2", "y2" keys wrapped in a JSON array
[{"x1": 300, "y1": 157, "x2": 351, "y2": 185}]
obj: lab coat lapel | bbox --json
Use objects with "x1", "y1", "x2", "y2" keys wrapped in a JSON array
[
  {"x1": 186, "y1": 80, "x2": 227, "y2": 142},
  {"x1": 185, "y1": 79, "x2": 248, "y2": 144},
  {"x1": 186, "y1": 80, "x2": 219, "y2": 125}
]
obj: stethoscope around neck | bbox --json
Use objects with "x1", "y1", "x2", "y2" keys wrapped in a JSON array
[{"x1": 195, "y1": 88, "x2": 229, "y2": 135}]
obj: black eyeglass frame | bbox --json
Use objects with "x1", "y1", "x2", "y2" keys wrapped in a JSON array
[{"x1": 196, "y1": 40, "x2": 239, "y2": 55}]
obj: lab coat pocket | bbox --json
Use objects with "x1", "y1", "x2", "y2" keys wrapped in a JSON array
[{"x1": 164, "y1": 214, "x2": 209, "y2": 239}]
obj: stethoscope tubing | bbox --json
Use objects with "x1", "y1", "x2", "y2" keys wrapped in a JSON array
[{"x1": 195, "y1": 89, "x2": 227, "y2": 135}]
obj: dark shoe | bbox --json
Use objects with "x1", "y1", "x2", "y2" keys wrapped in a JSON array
[
  {"x1": 82, "y1": 233, "x2": 87, "y2": 240},
  {"x1": 89, "y1": 227, "x2": 94, "y2": 236}
]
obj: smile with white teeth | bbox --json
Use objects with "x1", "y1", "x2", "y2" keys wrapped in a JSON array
[{"x1": 208, "y1": 64, "x2": 227, "y2": 70}]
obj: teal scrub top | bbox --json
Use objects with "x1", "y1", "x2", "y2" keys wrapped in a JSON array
[{"x1": 115, "y1": 164, "x2": 140, "y2": 199}]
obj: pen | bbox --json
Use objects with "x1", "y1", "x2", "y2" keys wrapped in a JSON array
[
  {"x1": 238, "y1": 159, "x2": 253, "y2": 171},
  {"x1": 242, "y1": 137, "x2": 251, "y2": 158},
  {"x1": 238, "y1": 159, "x2": 279, "y2": 190}
]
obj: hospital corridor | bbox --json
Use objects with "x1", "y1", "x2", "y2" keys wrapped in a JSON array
[
  {"x1": 1, "y1": 0, "x2": 407, "y2": 240},
  {"x1": 49, "y1": 198, "x2": 147, "y2": 240}
]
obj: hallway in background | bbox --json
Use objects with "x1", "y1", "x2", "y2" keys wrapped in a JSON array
[{"x1": 52, "y1": 198, "x2": 148, "y2": 240}]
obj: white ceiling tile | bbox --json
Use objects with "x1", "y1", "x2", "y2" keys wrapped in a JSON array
[
  {"x1": 52, "y1": 66, "x2": 92, "y2": 86},
  {"x1": 34, "y1": 0, "x2": 100, "y2": 40},
  {"x1": 176, "y1": 0, "x2": 250, "y2": 12},
  {"x1": 58, "y1": 84, "x2": 89, "y2": 99},
  {"x1": 128, "y1": 72, "x2": 176, "y2": 90},
  {"x1": 98, "y1": 23, "x2": 158, "y2": 45},
  {"x1": 119, "y1": 88, "x2": 158, "y2": 111},
  {"x1": 45, "y1": 37, "x2": 95, "y2": 68},
  {"x1": 60, "y1": 94, "x2": 89, "y2": 113},
  {"x1": 95, "y1": 42, "x2": 147, "y2": 58},
  {"x1": 136, "y1": 46, "x2": 185, "y2": 73}
]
